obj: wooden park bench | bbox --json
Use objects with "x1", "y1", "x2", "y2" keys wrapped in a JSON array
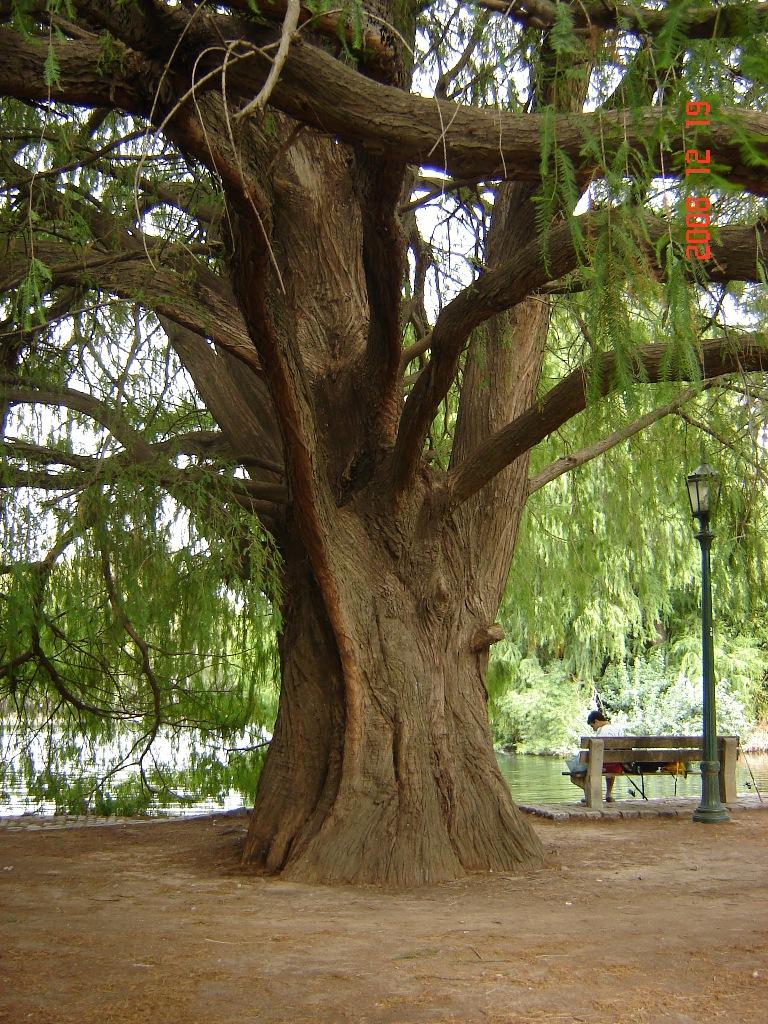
[{"x1": 569, "y1": 735, "x2": 739, "y2": 809}]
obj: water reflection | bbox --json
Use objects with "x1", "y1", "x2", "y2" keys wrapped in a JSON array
[{"x1": 0, "y1": 721, "x2": 268, "y2": 818}]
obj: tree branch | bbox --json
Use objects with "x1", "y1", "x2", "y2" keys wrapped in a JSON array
[
  {"x1": 1, "y1": 430, "x2": 283, "y2": 480},
  {"x1": 391, "y1": 214, "x2": 768, "y2": 489},
  {"x1": 434, "y1": 12, "x2": 490, "y2": 99},
  {"x1": 234, "y1": 0, "x2": 301, "y2": 122},
  {"x1": 237, "y1": 52, "x2": 768, "y2": 194},
  {"x1": 1, "y1": 27, "x2": 767, "y2": 193},
  {"x1": 675, "y1": 408, "x2": 768, "y2": 485},
  {"x1": 357, "y1": 148, "x2": 409, "y2": 443},
  {"x1": 0, "y1": 435, "x2": 288, "y2": 505},
  {"x1": 0, "y1": 378, "x2": 155, "y2": 458},
  {"x1": 160, "y1": 319, "x2": 283, "y2": 470},
  {"x1": 446, "y1": 335, "x2": 768, "y2": 508},
  {"x1": 526, "y1": 383, "x2": 715, "y2": 496},
  {"x1": 0, "y1": 27, "x2": 156, "y2": 113},
  {"x1": 0, "y1": 233, "x2": 262, "y2": 375},
  {"x1": 23, "y1": 527, "x2": 116, "y2": 719},
  {"x1": 213, "y1": 0, "x2": 397, "y2": 79},
  {"x1": 99, "y1": 544, "x2": 163, "y2": 751},
  {"x1": 478, "y1": 0, "x2": 768, "y2": 40}
]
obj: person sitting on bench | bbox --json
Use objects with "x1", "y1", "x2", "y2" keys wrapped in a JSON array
[{"x1": 568, "y1": 710, "x2": 625, "y2": 803}]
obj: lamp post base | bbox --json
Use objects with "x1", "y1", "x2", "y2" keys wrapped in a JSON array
[
  {"x1": 692, "y1": 760, "x2": 730, "y2": 823},
  {"x1": 692, "y1": 804, "x2": 730, "y2": 823}
]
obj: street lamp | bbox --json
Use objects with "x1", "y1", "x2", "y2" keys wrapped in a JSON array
[{"x1": 686, "y1": 463, "x2": 730, "y2": 824}]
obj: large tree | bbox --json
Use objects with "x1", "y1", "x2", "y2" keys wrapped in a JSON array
[{"x1": 1, "y1": 0, "x2": 767, "y2": 884}]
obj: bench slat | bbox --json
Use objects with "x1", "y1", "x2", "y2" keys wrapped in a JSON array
[
  {"x1": 587, "y1": 749, "x2": 703, "y2": 763},
  {"x1": 579, "y1": 735, "x2": 737, "y2": 750}
]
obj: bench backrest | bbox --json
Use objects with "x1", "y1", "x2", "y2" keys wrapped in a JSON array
[{"x1": 579, "y1": 735, "x2": 739, "y2": 764}]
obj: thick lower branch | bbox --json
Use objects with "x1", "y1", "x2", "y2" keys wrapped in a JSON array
[
  {"x1": 527, "y1": 383, "x2": 714, "y2": 495},
  {"x1": 393, "y1": 217, "x2": 768, "y2": 490},
  {"x1": 448, "y1": 335, "x2": 768, "y2": 507},
  {"x1": 2, "y1": 28, "x2": 767, "y2": 192}
]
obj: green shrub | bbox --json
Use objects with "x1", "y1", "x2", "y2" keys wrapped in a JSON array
[
  {"x1": 488, "y1": 645, "x2": 755, "y2": 755},
  {"x1": 599, "y1": 656, "x2": 751, "y2": 738},
  {"x1": 488, "y1": 648, "x2": 586, "y2": 754}
]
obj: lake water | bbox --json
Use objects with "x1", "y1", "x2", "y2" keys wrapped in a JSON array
[{"x1": 2, "y1": 734, "x2": 767, "y2": 816}]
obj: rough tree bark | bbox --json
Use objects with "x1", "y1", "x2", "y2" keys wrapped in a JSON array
[
  {"x1": 241, "y1": 24, "x2": 594, "y2": 887},
  {"x1": 245, "y1": 502, "x2": 545, "y2": 886}
]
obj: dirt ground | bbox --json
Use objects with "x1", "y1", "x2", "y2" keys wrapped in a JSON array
[{"x1": 1, "y1": 809, "x2": 767, "y2": 1024}]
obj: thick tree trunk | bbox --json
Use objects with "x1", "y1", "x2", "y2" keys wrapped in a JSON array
[
  {"x1": 232, "y1": 94, "x2": 550, "y2": 889},
  {"x1": 244, "y1": 517, "x2": 545, "y2": 887}
]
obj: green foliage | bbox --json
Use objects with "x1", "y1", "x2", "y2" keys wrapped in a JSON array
[
  {"x1": 654, "y1": 0, "x2": 700, "y2": 71},
  {"x1": 488, "y1": 645, "x2": 586, "y2": 754},
  {"x1": 0, "y1": 97, "x2": 280, "y2": 797},
  {"x1": 488, "y1": 642, "x2": 761, "y2": 755},
  {"x1": 340, "y1": 0, "x2": 365, "y2": 54},
  {"x1": 13, "y1": 257, "x2": 53, "y2": 328},
  {"x1": 96, "y1": 32, "x2": 129, "y2": 77},
  {"x1": 503, "y1": 288, "x2": 768, "y2": 681},
  {"x1": 534, "y1": 105, "x2": 558, "y2": 264},
  {"x1": 599, "y1": 655, "x2": 752, "y2": 739},
  {"x1": 668, "y1": 629, "x2": 768, "y2": 718},
  {"x1": 43, "y1": 43, "x2": 61, "y2": 89},
  {"x1": 2, "y1": 726, "x2": 267, "y2": 814},
  {"x1": 549, "y1": 3, "x2": 577, "y2": 58}
]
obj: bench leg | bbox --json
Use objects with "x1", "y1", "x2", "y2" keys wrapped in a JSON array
[
  {"x1": 585, "y1": 739, "x2": 604, "y2": 808},
  {"x1": 719, "y1": 737, "x2": 738, "y2": 804}
]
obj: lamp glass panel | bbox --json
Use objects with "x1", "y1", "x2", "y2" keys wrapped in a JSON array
[
  {"x1": 686, "y1": 464, "x2": 719, "y2": 518},
  {"x1": 687, "y1": 475, "x2": 706, "y2": 516}
]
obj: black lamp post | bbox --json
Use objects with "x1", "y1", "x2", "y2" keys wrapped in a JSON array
[{"x1": 686, "y1": 463, "x2": 730, "y2": 824}]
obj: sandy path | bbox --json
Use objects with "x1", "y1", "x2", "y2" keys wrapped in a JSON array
[{"x1": 1, "y1": 810, "x2": 767, "y2": 1023}]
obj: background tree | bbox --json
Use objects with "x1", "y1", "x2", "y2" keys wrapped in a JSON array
[{"x1": 1, "y1": 0, "x2": 767, "y2": 885}]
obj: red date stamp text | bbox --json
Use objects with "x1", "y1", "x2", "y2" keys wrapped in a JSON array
[{"x1": 683, "y1": 101, "x2": 713, "y2": 261}]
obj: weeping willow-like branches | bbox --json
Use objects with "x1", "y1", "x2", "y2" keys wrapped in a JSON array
[{"x1": 0, "y1": 104, "x2": 283, "y2": 798}]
